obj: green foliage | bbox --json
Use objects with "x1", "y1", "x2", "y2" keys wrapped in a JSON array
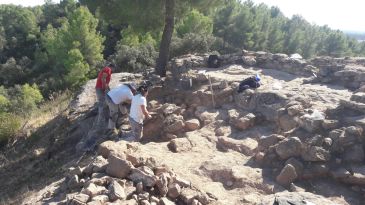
[
  {"x1": 119, "y1": 26, "x2": 157, "y2": 48},
  {"x1": 170, "y1": 33, "x2": 217, "y2": 57},
  {"x1": 0, "y1": 112, "x2": 21, "y2": 143},
  {"x1": 17, "y1": 84, "x2": 43, "y2": 114},
  {"x1": 42, "y1": 6, "x2": 104, "y2": 90},
  {"x1": 176, "y1": 9, "x2": 213, "y2": 37},
  {"x1": 0, "y1": 58, "x2": 27, "y2": 86},
  {"x1": 111, "y1": 43, "x2": 158, "y2": 73},
  {"x1": 0, "y1": 5, "x2": 39, "y2": 61},
  {"x1": 64, "y1": 49, "x2": 90, "y2": 88},
  {"x1": 0, "y1": 95, "x2": 10, "y2": 112}
]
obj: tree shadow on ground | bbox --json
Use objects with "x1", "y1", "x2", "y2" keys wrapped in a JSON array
[{"x1": 0, "y1": 106, "x2": 99, "y2": 204}]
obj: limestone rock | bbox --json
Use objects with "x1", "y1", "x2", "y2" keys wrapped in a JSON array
[
  {"x1": 287, "y1": 104, "x2": 303, "y2": 116},
  {"x1": 242, "y1": 56, "x2": 257, "y2": 66},
  {"x1": 167, "y1": 183, "x2": 181, "y2": 199},
  {"x1": 172, "y1": 176, "x2": 191, "y2": 188},
  {"x1": 164, "y1": 120, "x2": 185, "y2": 134},
  {"x1": 159, "y1": 197, "x2": 175, "y2": 205},
  {"x1": 98, "y1": 141, "x2": 128, "y2": 159},
  {"x1": 217, "y1": 136, "x2": 258, "y2": 156},
  {"x1": 106, "y1": 153, "x2": 133, "y2": 179},
  {"x1": 167, "y1": 138, "x2": 192, "y2": 153},
  {"x1": 298, "y1": 114, "x2": 324, "y2": 133},
  {"x1": 108, "y1": 180, "x2": 126, "y2": 201},
  {"x1": 285, "y1": 158, "x2": 304, "y2": 176},
  {"x1": 92, "y1": 156, "x2": 108, "y2": 173},
  {"x1": 278, "y1": 114, "x2": 298, "y2": 132},
  {"x1": 156, "y1": 173, "x2": 169, "y2": 197},
  {"x1": 91, "y1": 195, "x2": 109, "y2": 203},
  {"x1": 259, "y1": 192, "x2": 338, "y2": 205},
  {"x1": 258, "y1": 134, "x2": 284, "y2": 151},
  {"x1": 214, "y1": 126, "x2": 231, "y2": 137},
  {"x1": 185, "y1": 119, "x2": 200, "y2": 131},
  {"x1": 228, "y1": 109, "x2": 255, "y2": 130},
  {"x1": 127, "y1": 167, "x2": 158, "y2": 187},
  {"x1": 275, "y1": 137, "x2": 302, "y2": 159},
  {"x1": 81, "y1": 183, "x2": 108, "y2": 197},
  {"x1": 331, "y1": 166, "x2": 365, "y2": 185},
  {"x1": 67, "y1": 193, "x2": 89, "y2": 205},
  {"x1": 301, "y1": 146, "x2": 331, "y2": 162},
  {"x1": 276, "y1": 164, "x2": 298, "y2": 186}
]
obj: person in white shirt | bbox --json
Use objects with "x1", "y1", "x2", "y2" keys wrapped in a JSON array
[
  {"x1": 129, "y1": 85, "x2": 152, "y2": 141},
  {"x1": 106, "y1": 83, "x2": 136, "y2": 131}
]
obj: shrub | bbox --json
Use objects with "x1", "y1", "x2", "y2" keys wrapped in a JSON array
[
  {"x1": 0, "y1": 112, "x2": 21, "y2": 143},
  {"x1": 170, "y1": 33, "x2": 217, "y2": 58},
  {"x1": 8, "y1": 83, "x2": 43, "y2": 115},
  {"x1": 111, "y1": 44, "x2": 157, "y2": 72}
]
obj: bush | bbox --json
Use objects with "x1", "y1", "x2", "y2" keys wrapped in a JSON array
[
  {"x1": 111, "y1": 44, "x2": 157, "y2": 72},
  {"x1": 170, "y1": 33, "x2": 218, "y2": 58},
  {"x1": 7, "y1": 83, "x2": 43, "y2": 115},
  {"x1": 0, "y1": 112, "x2": 21, "y2": 143}
]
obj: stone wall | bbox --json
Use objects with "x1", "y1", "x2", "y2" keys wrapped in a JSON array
[{"x1": 169, "y1": 51, "x2": 365, "y2": 90}]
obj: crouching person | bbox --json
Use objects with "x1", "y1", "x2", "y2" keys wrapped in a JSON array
[
  {"x1": 237, "y1": 74, "x2": 261, "y2": 93},
  {"x1": 129, "y1": 85, "x2": 152, "y2": 141},
  {"x1": 106, "y1": 83, "x2": 136, "y2": 134}
]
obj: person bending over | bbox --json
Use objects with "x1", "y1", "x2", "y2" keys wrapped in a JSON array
[
  {"x1": 237, "y1": 74, "x2": 261, "y2": 93},
  {"x1": 106, "y1": 83, "x2": 136, "y2": 134}
]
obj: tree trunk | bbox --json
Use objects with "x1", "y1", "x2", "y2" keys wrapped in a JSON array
[{"x1": 156, "y1": 0, "x2": 175, "y2": 77}]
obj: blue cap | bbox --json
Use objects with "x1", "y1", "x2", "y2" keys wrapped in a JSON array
[{"x1": 255, "y1": 74, "x2": 261, "y2": 81}]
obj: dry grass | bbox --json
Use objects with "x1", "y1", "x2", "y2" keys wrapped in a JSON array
[{"x1": 21, "y1": 91, "x2": 72, "y2": 137}]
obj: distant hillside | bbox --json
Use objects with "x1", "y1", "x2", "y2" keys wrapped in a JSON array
[{"x1": 345, "y1": 31, "x2": 365, "y2": 42}]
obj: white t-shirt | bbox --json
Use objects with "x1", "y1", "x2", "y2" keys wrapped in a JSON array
[
  {"x1": 130, "y1": 94, "x2": 147, "y2": 124},
  {"x1": 107, "y1": 84, "x2": 133, "y2": 104}
]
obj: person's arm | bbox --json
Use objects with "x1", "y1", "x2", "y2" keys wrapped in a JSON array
[
  {"x1": 101, "y1": 72, "x2": 108, "y2": 91},
  {"x1": 140, "y1": 105, "x2": 152, "y2": 119}
]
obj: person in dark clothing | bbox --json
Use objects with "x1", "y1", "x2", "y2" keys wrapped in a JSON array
[
  {"x1": 237, "y1": 74, "x2": 261, "y2": 93},
  {"x1": 208, "y1": 55, "x2": 221, "y2": 68}
]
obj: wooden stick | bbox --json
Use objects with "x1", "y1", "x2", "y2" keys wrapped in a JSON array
[{"x1": 208, "y1": 75, "x2": 216, "y2": 108}]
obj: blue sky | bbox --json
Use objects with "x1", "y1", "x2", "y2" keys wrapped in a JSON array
[{"x1": 1, "y1": 0, "x2": 364, "y2": 32}]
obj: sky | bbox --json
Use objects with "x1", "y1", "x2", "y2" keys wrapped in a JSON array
[
  {"x1": 0, "y1": 0, "x2": 364, "y2": 33},
  {"x1": 251, "y1": 0, "x2": 365, "y2": 33},
  {"x1": 0, "y1": 0, "x2": 60, "y2": 7}
]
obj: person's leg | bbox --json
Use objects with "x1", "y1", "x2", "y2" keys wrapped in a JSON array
[
  {"x1": 129, "y1": 116, "x2": 143, "y2": 141},
  {"x1": 95, "y1": 88, "x2": 105, "y2": 126},
  {"x1": 106, "y1": 96, "x2": 119, "y2": 130}
]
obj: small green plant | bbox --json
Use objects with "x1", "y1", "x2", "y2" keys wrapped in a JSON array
[{"x1": 0, "y1": 112, "x2": 21, "y2": 143}]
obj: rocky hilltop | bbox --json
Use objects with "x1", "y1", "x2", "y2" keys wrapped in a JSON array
[{"x1": 1, "y1": 51, "x2": 365, "y2": 205}]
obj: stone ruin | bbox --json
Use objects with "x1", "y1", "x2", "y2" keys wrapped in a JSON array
[{"x1": 42, "y1": 50, "x2": 365, "y2": 205}]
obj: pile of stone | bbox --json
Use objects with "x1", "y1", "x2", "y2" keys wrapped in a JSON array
[
  {"x1": 341, "y1": 92, "x2": 365, "y2": 114},
  {"x1": 255, "y1": 124, "x2": 365, "y2": 189},
  {"x1": 63, "y1": 141, "x2": 216, "y2": 205},
  {"x1": 143, "y1": 102, "x2": 201, "y2": 142}
]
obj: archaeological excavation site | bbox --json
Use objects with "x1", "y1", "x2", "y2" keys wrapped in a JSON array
[{"x1": 2, "y1": 50, "x2": 365, "y2": 205}]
